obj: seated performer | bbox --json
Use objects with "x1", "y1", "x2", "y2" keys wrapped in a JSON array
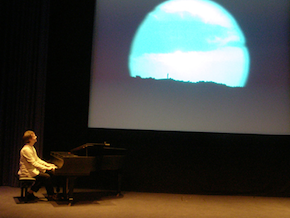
[{"x1": 18, "y1": 130, "x2": 58, "y2": 201}]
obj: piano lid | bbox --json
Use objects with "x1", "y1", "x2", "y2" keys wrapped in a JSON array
[
  {"x1": 70, "y1": 142, "x2": 110, "y2": 153},
  {"x1": 70, "y1": 142, "x2": 127, "y2": 156}
]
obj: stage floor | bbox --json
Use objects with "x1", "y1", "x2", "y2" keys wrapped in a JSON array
[{"x1": 1, "y1": 186, "x2": 290, "y2": 218}]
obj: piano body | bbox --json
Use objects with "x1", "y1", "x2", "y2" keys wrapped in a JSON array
[{"x1": 50, "y1": 143, "x2": 126, "y2": 203}]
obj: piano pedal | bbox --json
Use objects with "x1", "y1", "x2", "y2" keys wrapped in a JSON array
[{"x1": 68, "y1": 198, "x2": 73, "y2": 206}]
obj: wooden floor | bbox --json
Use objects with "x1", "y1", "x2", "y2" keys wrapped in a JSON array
[{"x1": 1, "y1": 186, "x2": 290, "y2": 218}]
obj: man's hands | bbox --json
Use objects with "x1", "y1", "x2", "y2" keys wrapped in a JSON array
[{"x1": 47, "y1": 164, "x2": 58, "y2": 171}]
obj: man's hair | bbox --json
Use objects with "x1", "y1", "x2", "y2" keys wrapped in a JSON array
[{"x1": 23, "y1": 130, "x2": 35, "y2": 143}]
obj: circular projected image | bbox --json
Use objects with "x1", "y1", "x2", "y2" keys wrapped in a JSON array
[{"x1": 129, "y1": 0, "x2": 250, "y2": 87}]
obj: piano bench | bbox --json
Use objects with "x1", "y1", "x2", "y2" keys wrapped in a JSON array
[{"x1": 19, "y1": 177, "x2": 36, "y2": 200}]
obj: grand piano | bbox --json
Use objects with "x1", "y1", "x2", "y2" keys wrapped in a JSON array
[{"x1": 50, "y1": 142, "x2": 126, "y2": 204}]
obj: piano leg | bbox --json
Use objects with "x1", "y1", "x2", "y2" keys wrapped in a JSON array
[
  {"x1": 117, "y1": 170, "x2": 122, "y2": 197},
  {"x1": 66, "y1": 177, "x2": 76, "y2": 206},
  {"x1": 54, "y1": 176, "x2": 76, "y2": 205}
]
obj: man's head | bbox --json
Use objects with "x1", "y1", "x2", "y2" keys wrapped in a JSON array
[{"x1": 23, "y1": 130, "x2": 37, "y2": 144}]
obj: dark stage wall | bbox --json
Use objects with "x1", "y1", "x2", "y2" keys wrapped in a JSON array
[
  {"x1": 43, "y1": 1, "x2": 290, "y2": 196},
  {"x1": 1, "y1": 0, "x2": 49, "y2": 186}
]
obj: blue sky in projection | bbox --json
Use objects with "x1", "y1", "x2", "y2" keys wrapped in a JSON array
[{"x1": 129, "y1": 0, "x2": 250, "y2": 87}]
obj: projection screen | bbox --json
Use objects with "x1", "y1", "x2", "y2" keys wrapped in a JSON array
[{"x1": 88, "y1": 0, "x2": 290, "y2": 135}]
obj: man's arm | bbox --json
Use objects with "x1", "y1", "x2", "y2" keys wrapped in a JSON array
[{"x1": 22, "y1": 147, "x2": 53, "y2": 171}]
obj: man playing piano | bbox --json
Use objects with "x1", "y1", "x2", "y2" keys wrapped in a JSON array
[{"x1": 18, "y1": 130, "x2": 59, "y2": 201}]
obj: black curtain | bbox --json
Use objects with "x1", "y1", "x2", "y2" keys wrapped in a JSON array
[{"x1": 0, "y1": 0, "x2": 50, "y2": 186}]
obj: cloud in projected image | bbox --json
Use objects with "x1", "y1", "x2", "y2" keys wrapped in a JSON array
[{"x1": 129, "y1": 0, "x2": 250, "y2": 87}]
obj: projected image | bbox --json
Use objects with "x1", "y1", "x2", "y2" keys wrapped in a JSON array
[{"x1": 129, "y1": 0, "x2": 250, "y2": 87}]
